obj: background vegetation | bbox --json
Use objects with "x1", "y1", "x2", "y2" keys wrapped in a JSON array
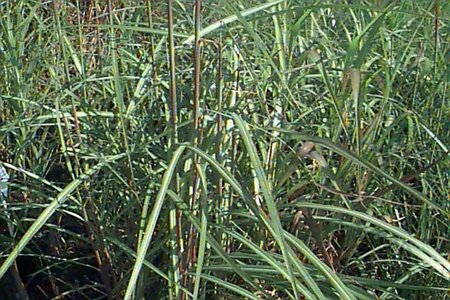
[{"x1": 0, "y1": 0, "x2": 448, "y2": 299}]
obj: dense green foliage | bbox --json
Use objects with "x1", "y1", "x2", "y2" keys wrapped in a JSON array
[{"x1": 0, "y1": 0, "x2": 448, "y2": 299}]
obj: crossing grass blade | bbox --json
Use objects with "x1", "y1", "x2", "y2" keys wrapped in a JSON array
[
  {"x1": 167, "y1": 188, "x2": 268, "y2": 296},
  {"x1": 0, "y1": 153, "x2": 126, "y2": 278},
  {"x1": 292, "y1": 202, "x2": 450, "y2": 280},
  {"x1": 277, "y1": 131, "x2": 446, "y2": 214}
]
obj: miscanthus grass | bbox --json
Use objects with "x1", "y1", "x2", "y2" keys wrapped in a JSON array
[{"x1": 0, "y1": 1, "x2": 448, "y2": 299}]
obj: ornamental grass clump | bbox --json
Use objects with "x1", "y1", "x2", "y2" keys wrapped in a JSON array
[{"x1": 0, "y1": 1, "x2": 448, "y2": 299}]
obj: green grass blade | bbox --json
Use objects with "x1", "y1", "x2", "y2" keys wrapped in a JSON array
[
  {"x1": 192, "y1": 164, "x2": 209, "y2": 300},
  {"x1": 183, "y1": 0, "x2": 286, "y2": 44},
  {"x1": 124, "y1": 145, "x2": 186, "y2": 300},
  {"x1": 232, "y1": 113, "x2": 313, "y2": 299}
]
